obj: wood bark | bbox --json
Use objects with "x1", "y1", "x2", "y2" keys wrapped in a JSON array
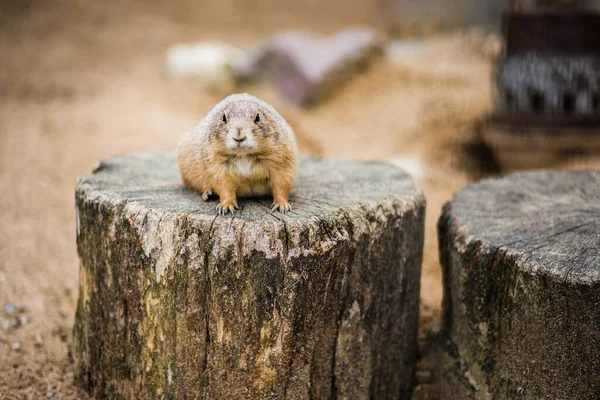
[
  {"x1": 71, "y1": 151, "x2": 425, "y2": 399},
  {"x1": 436, "y1": 170, "x2": 600, "y2": 399}
]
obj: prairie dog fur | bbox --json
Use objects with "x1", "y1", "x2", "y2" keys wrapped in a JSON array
[{"x1": 178, "y1": 93, "x2": 297, "y2": 214}]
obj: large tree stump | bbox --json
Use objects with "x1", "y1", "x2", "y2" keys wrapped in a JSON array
[
  {"x1": 436, "y1": 170, "x2": 600, "y2": 399},
  {"x1": 71, "y1": 151, "x2": 425, "y2": 399}
]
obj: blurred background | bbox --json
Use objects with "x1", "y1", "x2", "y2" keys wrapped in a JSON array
[{"x1": 1, "y1": 0, "x2": 600, "y2": 398}]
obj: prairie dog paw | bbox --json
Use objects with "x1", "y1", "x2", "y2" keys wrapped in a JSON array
[
  {"x1": 216, "y1": 201, "x2": 239, "y2": 215},
  {"x1": 201, "y1": 189, "x2": 215, "y2": 201},
  {"x1": 271, "y1": 201, "x2": 291, "y2": 214}
]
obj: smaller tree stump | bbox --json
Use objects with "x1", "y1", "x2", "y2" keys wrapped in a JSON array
[
  {"x1": 71, "y1": 151, "x2": 425, "y2": 399},
  {"x1": 436, "y1": 170, "x2": 600, "y2": 399}
]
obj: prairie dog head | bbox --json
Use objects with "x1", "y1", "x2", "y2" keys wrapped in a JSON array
[{"x1": 200, "y1": 93, "x2": 295, "y2": 155}]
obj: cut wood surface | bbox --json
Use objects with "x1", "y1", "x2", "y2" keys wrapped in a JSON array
[
  {"x1": 437, "y1": 170, "x2": 600, "y2": 399},
  {"x1": 71, "y1": 151, "x2": 425, "y2": 399}
]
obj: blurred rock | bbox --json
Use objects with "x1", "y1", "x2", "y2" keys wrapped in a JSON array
[
  {"x1": 64, "y1": 281, "x2": 74, "y2": 297},
  {"x1": 274, "y1": 28, "x2": 383, "y2": 105},
  {"x1": 18, "y1": 315, "x2": 29, "y2": 326},
  {"x1": 11, "y1": 341, "x2": 21, "y2": 351},
  {"x1": 3, "y1": 304, "x2": 16, "y2": 314},
  {"x1": 232, "y1": 28, "x2": 384, "y2": 106},
  {"x1": 165, "y1": 41, "x2": 243, "y2": 92}
]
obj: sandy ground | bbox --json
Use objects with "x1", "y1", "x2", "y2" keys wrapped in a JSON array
[{"x1": 0, "y1": 0, "x2": 551, "y2": 398}]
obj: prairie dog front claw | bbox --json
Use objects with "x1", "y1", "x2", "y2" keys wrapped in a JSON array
[
  {"x1": 202, "y1": 189, "x2": 215, "y2": 201},
  {"x1": 271, "y1": 202, "x2": 291, "y2": 214},
  {"x1": 216, "y1": 202, "x2": 238, "y2": 215}
]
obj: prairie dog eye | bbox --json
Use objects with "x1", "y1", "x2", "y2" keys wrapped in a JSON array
[
  {"x1": 254, "y1": 113, "x2": 260, "y2": 123},
  {"x1": 222, "y1": 114, "x2": 227, "y2": 123}
]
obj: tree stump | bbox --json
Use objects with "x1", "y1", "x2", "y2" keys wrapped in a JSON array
[
  {"x1": 436, "y1": 170, "x2": 600, "y2": 399},
  {"x1": 71, "y1": 151, "x2": 425, "y2": 399}
]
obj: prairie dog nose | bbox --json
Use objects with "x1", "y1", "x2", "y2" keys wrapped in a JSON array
[{"x1": 233, "y1": 127, "x2": 246, "y2": 142}]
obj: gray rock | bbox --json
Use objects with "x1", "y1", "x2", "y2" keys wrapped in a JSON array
[
  {"x1": 3, "y1": 304, "x2": 16, "y2": 314},
  {"x1": 232, "y1": 28, "x2": 384, "y2": 106}
]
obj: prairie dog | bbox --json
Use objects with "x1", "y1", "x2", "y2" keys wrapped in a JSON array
[{"x1": 178, "y1": 93, "x2": 297, "y2": 215}]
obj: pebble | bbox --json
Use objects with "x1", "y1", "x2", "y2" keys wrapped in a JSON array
[
  {"x1": 165, "y1": 41, "x2": 242, "y2": 92},
  {"x1": 64, "y1": 281, "x2": 74, "y2": 296},
  {"x1": 4, "y1": 304, "x2": 16, "y2": 314},
  {"x1": 8, "y1": 314, "x2": 29, "y2": 329},
  {"x1": 46, "y1": 392, "x2": 55, "y2": 399},
  {"x1": 11, "y1": 341, "x2": 20, "y2": 351}
]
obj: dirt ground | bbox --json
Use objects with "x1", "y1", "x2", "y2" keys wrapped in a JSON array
[{"x1": 0, "y1": 0, "x2": 569, "y2": 398}]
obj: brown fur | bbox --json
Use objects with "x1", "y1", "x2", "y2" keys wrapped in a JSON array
[{"x1": 178, "y1": 93, "x2": 297, "y2": 214}]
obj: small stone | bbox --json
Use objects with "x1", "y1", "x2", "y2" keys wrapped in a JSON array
[
  {"x1": 516, "y1": 386, "x2": 524, "y2": 395},
  {"x1": 55, "y1": 327, "x2": 68, "y2": 342},
  {"x1": 4, "y1": 304, "x2": 16, "y2": 314},
  {"x1": 165, "y1": 41, "x2": 242, "y2": 77},
  {"x1": 46, "y1": 392, "x2": 55, "y2": 399},
  {"x1": 11, "y1": 341, "x2": 20, "y2": 351},
  {"x1": 18, "y1": 315, "x2": 28, "y2": 325},
  {"x1": 64, "y1": 281, "x2": 74, "y2": 296},
  {"x1": 35, "y1": 333, "x2": 43, "y2": 347}
]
